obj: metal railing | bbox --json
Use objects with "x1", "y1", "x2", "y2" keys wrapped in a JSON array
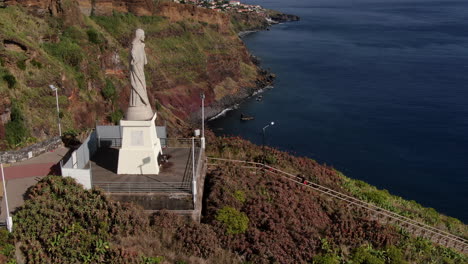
[
  {"x1": 161, "y1": 138, "x2": 202, "y2": 148},
  {"x1": 93, "y1": 181, "x2": 191, "y2": 193},
  {"x1": 98, "y1": 138, "x2": 122, "y2": 148},
  {"x1": 93, "y1": 139, "x2": 203, "y2": 195},
  {"x1": 207, "y1": 157, "x2": 468, "y2": 254},
  {"x1": 97, "y1": 138, "x2": 201, "y2": 149}
]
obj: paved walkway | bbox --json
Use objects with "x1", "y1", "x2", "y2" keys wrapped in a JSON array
[
  {"x1": 0, "y1": 146, "x2": 69, "y2": 222},
  {"x1": 0, "y1": 176, "x2": 46, "y2": 220},
  {"x1": 7, "y1": 146, "x2": 69, "y2": 166},
  {"x1": 2, "y1": 147, "x2": 69, "y2": 180}
]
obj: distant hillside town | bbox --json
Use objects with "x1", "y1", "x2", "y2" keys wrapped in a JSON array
[{"x1": 174, "y1": 0, "x2": 268, "y2": 15}]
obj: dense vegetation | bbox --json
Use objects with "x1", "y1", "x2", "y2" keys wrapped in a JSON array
[
  {"x1": 10, "y1": 176, "x2": 238, "y2": 263},
  {"x1": 230, "y1": 12, "x2": 269, "y2": 33},
  {"x1": 207, "y1": 136, "x2": 468, "y2": 239},
  {"x1": 0, "y1": 136, "x2": 465, "y2": 263},
  {"x1": 204, "y1": 136, "x2": 467, "y2": 263}
]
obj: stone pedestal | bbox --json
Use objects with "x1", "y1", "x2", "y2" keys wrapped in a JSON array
[
  {"x1": 126, "y1": 105, "x2": 153, "y2": 121},
  {"x1": 117, "y1": 113, "x2": 162, "y2": 175}
]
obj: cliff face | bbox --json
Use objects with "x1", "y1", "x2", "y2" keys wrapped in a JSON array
[
  {"x1": 0, "y1": 2, "x2": 272, "y2": 149},
  {"x1": 83, "y1": 0, "x2": 154, "y2": 16},
  {"x1": 5, "y1": 0, "x2": 84, "y2": 25},
  {"x1": 5, "y1": 0, "x2": 154, "y2": 16},
  {"x1": 156, "y1": 2, "x2": 231, "y2": 34}
]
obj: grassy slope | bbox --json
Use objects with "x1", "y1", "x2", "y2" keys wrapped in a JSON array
[
  {"x1": 230, "y1": 11, "x2": 269, "y2": 33},
  {"x1": 0, "y1": 5, "x2": 260, "y2": 149}
]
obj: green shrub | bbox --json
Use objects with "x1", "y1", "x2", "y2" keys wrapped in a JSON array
[
  {"x1": 110, "y1": 109, "x2": 124, "y2": 125},
  {"x1": 385, "y1": 246, "x2": 407, "y2": 264},
  {"x1": 3, "y1": 74, "x2": 16, "y2": 89},
  {"x1": 63, "y1": 129, "x2": 78, "y2": 138},
  {"x1": 312, "y1": 253, "x2": 340, "y2": 264},
  {"x1": 75, "y1": 72, "x2": 86, "y2": 90},
  {"x1": 423, "y1": 207, "x2": 440, "y2": 225},
  {"x1": 63, "y1": 26, "x2": 86, "y2": 42},
  {"x1": 319, "y1": 238, "x2": 333, "y2": 254},
  {"x1": 363, "y1": 190, "x2": 389, "y2": 208},
  {"x1": 5, "y1": 102, "x2": 28, "y2": 147},
  {"x1": 154, "y1": 100, "x2": 162, "y2": 111},
  {"x1": 87, "y1": 28, "x2": 103, "y2": 45},
  {"x1": 30, "y1": 59, "x2": 43, "y2": 68},
  {"x1": 16, "y1": 60, "x2": 26, "y2": 70},
  {"x1": 0, "y1": 229, "x2": 15, "y2": 260},
  {"x1": 13, "y1": 176, "x2": 148, "y2": 263},
  {"x1": 215, "y1": 206, "x2": 249, "y2": 235},
  {"x1": 350, "y1": 246, "x2": 385, "y2": 264},
  {"x1": 44, "y1": 38, "x2": 83, "y2": 68},
  {"x1": 102, "y1": 79, "x2": 117, "y2": 101},
  {"x1": 265, "y1": 154, "x2": 277, "y2": 165},
  {"x1": 233, "y1": 190, "x2": 246, "y2": 203},
  {"x1": 141, "y1": 256, "x2": 164, "y2": 264}
]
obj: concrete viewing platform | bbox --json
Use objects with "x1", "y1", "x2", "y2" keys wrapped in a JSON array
[
  {"x1": 92, "y1": 148, "x2": 192, "y2": 183},
  {"x1": 89, "y1": 146, "x2": 203, "y2": 212},
  {"x1": 58, "y1": 126, "x2": 205, "y2": 219}
]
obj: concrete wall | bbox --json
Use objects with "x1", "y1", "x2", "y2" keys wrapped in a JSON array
[
  {"x1": 96, "y1": 125, "x2": 167, "y2": 148},
  {"x1": 61, "y1": 168, "x2": 92, "y2": 189},
  {"x1": 60, "y1": 131, "x2": 97, "y2": 189},
  {"x1": 0, "y1": 136, "x2": 62, "y2": 163},
  {"x1": 109, "y1": 193, "x2": 193, "y2": 210},
  {"x1": 193, "y1": 148, "x2": 206, "y2": 222},
  {"x1": 62, "y1": 131, "x2": 97, "y2": 169}
]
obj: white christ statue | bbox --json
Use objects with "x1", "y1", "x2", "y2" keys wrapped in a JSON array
[{"x1": 126, "y1": 28, "x2": 153, "y2": 121}]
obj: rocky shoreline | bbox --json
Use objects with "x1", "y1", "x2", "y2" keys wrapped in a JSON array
[
  {"x1": 269, "y1": 13, "x2": 300, "y2": 23},
  {"x1": 238, "y1": 30, "x2": 258, "y2": 38},
  {"x1": 237, "y1": 12, "x2": 300, "y2": 38},
  {"x1": 202, "y1": 67, "x2": 275, "y2": 121},
  {"x1": 203, "y1": 13, "x2": 298, "y2": 122}
]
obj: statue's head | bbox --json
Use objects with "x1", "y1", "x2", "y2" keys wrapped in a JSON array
[{"x1": 135, "y1": 28, "x2": 145, "y2": 42}]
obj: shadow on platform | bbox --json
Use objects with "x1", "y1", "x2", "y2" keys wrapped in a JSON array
[{"x1": 90, "y1": 147, "x2": 193, "y2": 183}]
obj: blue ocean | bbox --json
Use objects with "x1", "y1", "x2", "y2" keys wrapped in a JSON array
[{"x1": 209, "y1": 0, "x2": 468, "y2": 222}]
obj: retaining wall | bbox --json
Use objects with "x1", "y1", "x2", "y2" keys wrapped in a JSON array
[
  {"x1": 109, "y1": 193, "x2": 193, "y2": 210},
  {"x1": 0, "y1": 136, "x2": 62, "y2": 164}
]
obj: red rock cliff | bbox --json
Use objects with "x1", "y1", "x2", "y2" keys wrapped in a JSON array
[
  {"x1": 6, "y1": 0, "x2": 154, "y2": 16},
  {"x1": 155, "y1": 2, "x2": 231, "y2": 34}
]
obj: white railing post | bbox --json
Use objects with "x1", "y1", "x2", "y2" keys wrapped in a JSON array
[
  {"x1": 97, "y1": 130, "x2": 101, "y2": 148},
  {"x1": 192, "y1": 137, "x2": 197, "y2": 205},
  {"x1": 1, "y1": 164, "x2": 12, "y2": 232},
  {"x1": 201, "y1": 93, "x2": 206, "y2": 149},
  {"x1": 201, "y1": 94, "x2": 204, "y2": 137},
  {"x1": 55, "y1": 88, "x2": 62, "y2": 137}
]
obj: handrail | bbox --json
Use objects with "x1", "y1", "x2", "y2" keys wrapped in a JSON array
[
  {"x1": 97, "y1": 137, "x2": 201, "y2": 149},
  {"x1": 207, "y1": 157, "x2": 468, "y2": 253},
  {"x1": 93, "y1": 181, "x2": 191, "y2": 193}
]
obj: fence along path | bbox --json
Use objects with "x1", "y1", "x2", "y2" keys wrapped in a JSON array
[{"x1": 207, "y1": 157, "x2": 468, "y2": 254}]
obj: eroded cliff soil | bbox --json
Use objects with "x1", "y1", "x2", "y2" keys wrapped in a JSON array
[{"x1": 0, "y1": 1, "x2": 273, "y2": 149}]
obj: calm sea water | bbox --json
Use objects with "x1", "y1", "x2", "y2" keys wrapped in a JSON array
[{"x1": 209, "y1": 0, "x2": 468, "y2": 223}]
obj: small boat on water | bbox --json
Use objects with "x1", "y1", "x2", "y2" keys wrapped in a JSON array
[
  {"x1": 256, "y1": 95, "x2": 263, "y2": 101},
  {"x1": 240, "y1": 114, "x2": 255, "y2": 121}
]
